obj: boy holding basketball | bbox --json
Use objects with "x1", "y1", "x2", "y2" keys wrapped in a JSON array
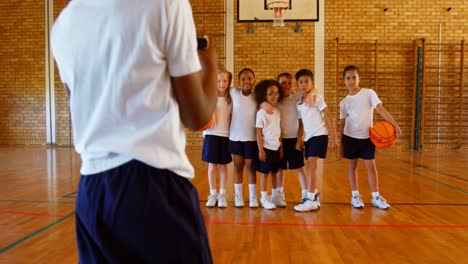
[{"x1": 339, "y1": 65, "x2": 402, "y2": 209}]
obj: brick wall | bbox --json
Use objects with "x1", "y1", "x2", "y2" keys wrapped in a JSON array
[{"x1": 0, "y1": 0, "x2": 466, "y2": 148}]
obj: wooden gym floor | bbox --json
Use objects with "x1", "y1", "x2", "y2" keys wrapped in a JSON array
[{"x1": 0, "y1": 146, "x2": 467, "y2": 263}]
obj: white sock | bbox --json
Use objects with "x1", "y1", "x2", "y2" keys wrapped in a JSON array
[
  {"x1": 301, "y1": 189, "x2": 308, "y2": 199},
  {"x1": 234, "y1": 184, "x2": 243, "y2": 195},
  {"x1": 219, "y1": 189, "x2": 226, "y2": 195},
  {"x1": 271, "y1": 188, "x2": 278, "y2": 198},
  {"x1": 314, "y1": 188, "x2": 318, "y2": 194},
  {"x1": 307, "y1": 191, "x2": 316, "y2": 200},
  {"x1": 210, "y1": 189, "x2": 217, "y2": 196},
  {"x1": 352, "y1": 190, "x2": 360, "y2": 197},
  {"x1": 277, "y1": 186, "x2": 284, "y2": 193},
  {"x1": 372, "y1": 192, "x2": 380, "y2": 198},
  {"x1": 249, "y1": 184, "x2": 257, "y2": 197},
  {"x1": 261, "y1": 191, "x2": 268, "y2": 200}
]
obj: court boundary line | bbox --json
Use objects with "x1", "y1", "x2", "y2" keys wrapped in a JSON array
[
  {"x1": 0, "y1": 212, "x2": 75, "y2": 254},
  {"x1": 0, "y1": 199, "x2": 75, "y2": 204},
  {"x1": 0, "y1": 210, "x2": 65, "y2": 218}
]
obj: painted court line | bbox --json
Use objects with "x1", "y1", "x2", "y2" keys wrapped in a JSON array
[
  {"x1": 0, "y1": 210, "x2": 64, "y2": 218},
  {"x1": 0, "y1": 212, "x2": 75, "y2": 254},
  {"x1": 206, "y1": 221, "x2": 468, "y2": 229}
]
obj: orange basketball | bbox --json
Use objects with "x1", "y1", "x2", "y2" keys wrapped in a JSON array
[
  {"x1": 369, "y1": 121, "x2": 397, "y2": 149},
  {"x1": 197, "y1": 116, "x2": 214, "y2": 131}
]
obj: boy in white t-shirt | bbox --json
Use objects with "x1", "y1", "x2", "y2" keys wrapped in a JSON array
[
  {"x1": 294, "y1": 69, "x2": 338, "y2": 212},
  {"x1": 339, "y1": 65, "x2": 402, "y2": 210},
  {"x1": 51, "y1": 0, "x2": 216, "y2": 262}
]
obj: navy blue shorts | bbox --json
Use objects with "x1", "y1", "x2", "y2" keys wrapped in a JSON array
[
  {"x1": 304, "y1": 135, "x2": 328, "y2": 159},
  {"x1": 228, "y1": 140, "x2": 258, "y2": 160},
  {"x1": 75, "y1": 160, "x2": 212, "y2": 264},
  {"x1": 342, "y1": 135, "x2": 375, "y2": 160},
  {"x1": 279, "y1": 138, "x2": 304, "y2": 170},
  {"x1": 202, "y1": 135, "x2": 232, "y2": 164},
  {"x1": 255, "y1": 148, "x2": 281, "y2": 174}
]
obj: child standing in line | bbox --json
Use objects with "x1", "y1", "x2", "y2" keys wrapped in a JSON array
[
  {"x1": 229, "y1": 68, "x2": 258, "y2": 208},
  {"x1": 254, "y1": 79, "x2": 284, "y2": 210},
  {"x1": 339, "y1": 65, "x2": 402, "y2": 209},
  {"x1": 294, "y1": 69, "x2": 338, "y2": 212},
  {"x1": 203, "y1": 69, "x2": 233, "y2": 208},
  {"x1": 274, "y1": 73, "x2": 307, "y2": 206}
]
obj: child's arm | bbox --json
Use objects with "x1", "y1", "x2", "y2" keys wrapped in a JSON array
[
  {"x1": 338, "y1": 118, "x2": 345, "y2": 158},
  {"x1": 257, "y1": 128, "x2": 266, "y2": 161},
  {"x1": 322, "y1": 108, "x2": 338, "y2": 149},
  {"x1": 259, "y1": 102, "x2": 274, "y2": 114},
  {"x1": 296, "y1": 119, "x2": 305, "y2": 150},
  {"x1": 304, "y1": 88, "x2": 319, "y2": 106},
  {"x1": 375, "y1": 104, "x2": 402, "y2": 138}
]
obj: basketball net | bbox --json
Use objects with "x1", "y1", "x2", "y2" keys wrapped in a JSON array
[{"x1": 267, "y1": 1, "x2": 289, "y2": 27}]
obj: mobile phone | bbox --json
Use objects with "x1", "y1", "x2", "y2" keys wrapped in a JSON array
[{"x1": 197, "y1": 37, "x2": 208, "y2": 50}]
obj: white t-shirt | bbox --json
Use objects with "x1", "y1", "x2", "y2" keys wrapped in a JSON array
[
  {"x1": 203, "y1": 97, "x2": 232, "y2": 137},
  {"x1": 276, "y1": 93, "x2": 301, "y2": 139},
  {"x1": 339, "y1": 88, "x2": 382, "y2": 139},
  {"x1": 256, "y1": 108, "x2": 281, "y2": 151},
  {"x1": 229, "y1": 87, "x2": 257, "y2": 141},
  {"x1": 51, "y1": 0, "x2": 201, "y2": 178},
  {"x1": 297, "y1": 94, "x2": 328, "y2": 141}
]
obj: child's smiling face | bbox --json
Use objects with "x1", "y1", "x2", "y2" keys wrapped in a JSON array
[
  {"x1": 218, "y1": 72, "x2": 230, "y2": 94},
  {"x1": 239, "y1": 70, "x2": 255, "y2": 93},
  {"x1": 265, "y1": 85, "x2": 280, "y2": 106}
]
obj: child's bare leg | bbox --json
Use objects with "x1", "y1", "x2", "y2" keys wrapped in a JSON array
[
  {"x1": 232, "y1": 154, "x2": 245, "y2": 184},
  {"x1": 245, "y1": 159, "x2": 256, "y2": 184},
  {"x1": 276, "y1": 169, "x2": 284, "y2": 189},
  {"x1": 306, "y1": 157, "x2": 318, "y2": 192},
  {"x1": 295, "y1": 167, "x2": 307, "y2": 190},
  {"x1": 271, "y1": 171, "x2": 278, "y2": 189},
  {"x1": 348, "y1": 159, "x2": 359, "y2": 190},
  {"x1": 207, "y1": 163, "x2": 217, "y2": 190},
  {"x1": 260, "y1": 173, "x2": 268, "y2": 191},
  {"x1": 219, "y1": 164, "x2": 228, "y2": 190},
  {"x1": 363, "y1": 159, "x2": 379, "y2": 192}
]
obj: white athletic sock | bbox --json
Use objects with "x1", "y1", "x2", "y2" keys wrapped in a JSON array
[
  {"x1": 371, "y1": 192, "x2": 380, "y2": 198},
  {"x1": 234, "y1": 184, "x2": 243, "y2": 195},
  {"x1": 249, "y1": 184, "x2": 257, "y2": 197},
  {"x1": 261, "y1": 191, "x2": 268, "y2": 200},
  {"x1": 210, "y1": 189, "x2": 217, "y2": 196},
  {"x1": 219, "y1": 189, "x2": 226, "y2": 195},
  {"x1": 277, "y1": 186, "x2": 284, "y2": 193},
  {"x1": 301, "y1": 189, "x2": 308, "y2": 199},
  {"x1": 352, "y1": 190, "x2": 360, "y2": 197}
]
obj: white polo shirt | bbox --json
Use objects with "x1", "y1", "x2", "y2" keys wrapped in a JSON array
[
  {"x1": 229, "y1": 87, "x2": 257, "y2": 141},
  {"x1": 203, "y1": 97, "x2": 232, "y2": 137},
  {"x1": 276, "y1": 93, "x2": 302, "y2": 139},
  {"x1": 339, "y1": 88, "x2": 382, "y2": 139},
  {"x1": 297, "y1": 94, "x2": 328, "y2": 141},
  {"x1": 256, "y1": 108, "x2": 281, "y2": 151},
  {"x1": 51, "y1": 0, "x2": 201, "y2": 178}
]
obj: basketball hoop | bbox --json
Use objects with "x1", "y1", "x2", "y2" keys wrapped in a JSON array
[{"x1": 267, "y1": 1, "x2": 289, "y2": 27}]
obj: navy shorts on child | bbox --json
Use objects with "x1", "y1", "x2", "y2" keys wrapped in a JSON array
[
  {"x1": 342, "y1": 134, "x2": 376, "y2": 160},
  {"x1": 255, "y1": 148, "x2": 281, "y2": 174},
  {"x1": 279, "y1": 138, "x2": 304, "y2": 169},
  {"x1": 305, "y1": 135, "x2": 328, "y2": 159},
  {"x1": 228, "y1": 140, "x2": 258, "y2": 159},
  {"x1": 75, "y1": 160, "x2": 212, "y2": 264},
  {"x1": 202, "y1": 135, "x2": 232, "y2": 164}
]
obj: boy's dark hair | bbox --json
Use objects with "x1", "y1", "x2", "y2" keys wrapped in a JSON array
[
  {"x1": 295, "y1": 69, "x2": 314, "y2": 81},
  {"x1": 343, "y1": 65, "x2": 361, "y2": 78},
  {"x1": 238, "y1": 68, "x2": 255, "y2": 80},
  {"x1": 254, "y1": 79, "x2": 284, "y2": 105},
  {"x1": 277, "y1": 72, "x2": 292, "y2": 81}
]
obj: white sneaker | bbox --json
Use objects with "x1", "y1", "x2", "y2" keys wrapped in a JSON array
[
  {"x1": 217, "y1": 193, "x2": 227, "y2": 208},
  {"x1": 309, "y1": 193, "x2": 320, "y2": 208},
  {"x1": 249, "y1": 195, "x2": 259, "y2": 208},
  {"x1": 234, "y1": 194, "x2": 244, "y2": 207},
  {"x1": 206, "y1": 194, "x2": 217, "y2": 207},
  {"x1": 260, "y1": 197, "x2": 276, "y2": 210},
  {"x1": 372, "y1": 195, "x2": 390, "y2": 209},
  {"x1": 294, "y1": 198, "x2": 319, "y2": 212},
  {"x1": 272, "y1": 194, "x2": 287, "y2": 207},
  {"x1": 351, "y1": 195, "x2": 365, "y2": 208}
]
